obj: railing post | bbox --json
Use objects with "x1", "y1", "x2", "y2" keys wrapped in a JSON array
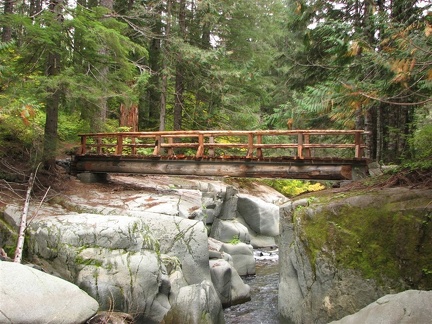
[
  {"x1": 208, "y1": 136, "x2": 215, "y2": 158},
  {"x1": 80, "y1": 135, "x2": 87, "y2": 155},
  {"x1": 96, "y1": 137, "x2": 102, "y2": 154},
  {"x1": 153, "y1": 135, "x2": 161, "y2": 155},
  {"x1": 196, "y1": 134, "x2": 204, "y2": 158},
  {"x1": 297, "y1": 133, "x2": 303, "y2": 158},
  {"x1": 167, "y1": 137, "x2": 174, "y2": 156},
  {"x1": 131, "y1": 136, "x2": 136, "y2": 155},
  {"x1": 304, "y1": 134, "x2": 311, "y2": 158},
  {"x1": 355, "y1": 131, "x2": 362, "y2": 158},
  {"x1": 246, "y1": 133, "x2": 254, "y2": 159},
  {"x1": 116, "y1": 134, "x2": 123, "y2": 155},
  {"x1": 256, "y1": 134, "x2": 263, "y2": 159}
]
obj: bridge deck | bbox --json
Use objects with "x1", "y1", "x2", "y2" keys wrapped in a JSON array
[{"x1": 72, "y1": 130, "x2": 370, "y2": 180}]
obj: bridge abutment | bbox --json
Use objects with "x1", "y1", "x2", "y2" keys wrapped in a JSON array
[{"x1": 77, "y1": 172, "x2": 109, "y2": 184}]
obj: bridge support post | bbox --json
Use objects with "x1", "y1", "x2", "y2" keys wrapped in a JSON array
[{"x1": 77, "y1": 172, "x2": 109, "y2": 183}]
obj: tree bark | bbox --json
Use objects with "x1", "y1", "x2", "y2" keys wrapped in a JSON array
[
  {"x1": 2, "y1": 0, "x2": 13, "y2": 42},
  {"x1": 14, "y1": 172, "x2": 36, "y2": 263},
  {"x1": 159, "y1": 0, "x2": 172, "y2": 131},
  {"x1": 141, "y1": 1, "x2": 163, "y2": 130},
  {"x1": 376, "y1": 103, "x2": 383, "y2": 162},
  {"x1": 29, "y1": 0, "x2": 42, "y2": 17},
  {"x1": 173, "y1": 0, "x2": 186, "y2": 131},
  {"x1": 43, "y1": 0, "x2": 63, "y2": 170},
  {"x1": 93, "y1": 0, "x2": 114, "y2": 132}
]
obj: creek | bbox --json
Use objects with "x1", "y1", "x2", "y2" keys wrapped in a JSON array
[{"x1": 225, "y1": 249, "x2": 283, "y2": 324}]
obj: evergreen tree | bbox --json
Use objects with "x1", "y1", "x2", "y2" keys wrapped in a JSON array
[{"x1": 270, "y1": 0, "x2": 432, "y2": 162}]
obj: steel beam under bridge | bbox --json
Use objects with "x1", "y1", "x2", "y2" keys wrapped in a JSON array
[{"x1": 72, "y1": 156, "x2": 369, "y2": 180}]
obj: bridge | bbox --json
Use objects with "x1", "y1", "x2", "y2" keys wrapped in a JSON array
[{"x1": 71, "y1": 130, "x2": 370, "y2": 180}]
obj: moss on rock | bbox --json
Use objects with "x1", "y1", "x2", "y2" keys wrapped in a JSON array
[{"x1": 293, "y1": 188, "x2": 432, "y2": 290}]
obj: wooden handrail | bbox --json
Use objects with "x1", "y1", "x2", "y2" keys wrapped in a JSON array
[{"x1": 76, "y1": 130, "x2": 369, "y2": 159}]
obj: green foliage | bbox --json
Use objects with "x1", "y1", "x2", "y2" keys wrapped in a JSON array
[
  {"x1": 263, "y1": 179, "x2": 325, "y2": 197},
  {"x1": 1, "y1": 0, "x2": 430, "y2": 167},
  {"x1": 229, "y1": 235, "x2": 240, "y2": 245},
  {"x1": 410, "y1": 123, "x2": 432, "y2": 160},
  {"x1": 0, "y1": 103, "x2": 44, "y2": 161},
  {"x1": 401, "y1": 108, "x2": 432, "y2": 169}
]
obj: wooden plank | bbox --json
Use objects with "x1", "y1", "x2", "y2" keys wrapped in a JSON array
[
  {"x1": 153, "y1": 135, "x2": 161, "y2": 155},
  {"x1": 76, "y1": 129, "x2": 370, "y2": 160},
  {"x1": 297, "y1": 133, "x2": 303, "y2": 158},
  {"x1": 196, "y1": 134, "x2": 204, "y2": 158},
  {"x1": 80, "y1": 135, "x2": 87, "y2": 155},
  {"x1": 247, "y1": 133, "x2": 254, "y2": 158},
  {"x1": 74, "y1": 157, "x2": 365, "y2": 180},
  {"x1": 160, "y1": 143, "x2": 200, "y2": 148},
  {"x1": 208, "y1": 136, "x2": 215, "y2": 158},
  {"x1": 304, "y1": 134, "x2": 311, "y2": 158},
  {"x1": 167, "y1": 137, "x2": 174, "y2": 156},
  {"x1": 256, "y1": 134, "x2": 263, "y2": 159},
  {"x1": 116, "y1": 134, "x2": 123, "y2": 155},
  {"x1": 78, "y1": 129, "x2": 369, "y2": 137}
]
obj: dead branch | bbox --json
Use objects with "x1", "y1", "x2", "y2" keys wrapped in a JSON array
[{"x1": 13, "y1": 170, "x2": 37, "y2": 263}]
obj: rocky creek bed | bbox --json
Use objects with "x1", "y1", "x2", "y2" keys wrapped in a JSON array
[
  {"x1": 1, "y1": 174, "x2": 286, "y2": 323},
  {"x1": 1, "y1": 172, "x2": 432, "y2": 323}
]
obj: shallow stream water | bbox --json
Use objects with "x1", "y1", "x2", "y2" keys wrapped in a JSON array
[{"x1": 224, "y1": 250, "x2": 283, "y2": 324}]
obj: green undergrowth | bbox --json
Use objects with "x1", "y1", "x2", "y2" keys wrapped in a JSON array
[
  {"x1": 0, "y1": 218, "x2": 17, "y2": 257},
  {"x1": 294, "y1": 194, "x2": 432, "y2": 290},
  {"x1": 263, "y1": 179, "x2": 325, "y2": 197},
  {"x1": 224, "y1": 177, "x2": 326, "y2": 197}
]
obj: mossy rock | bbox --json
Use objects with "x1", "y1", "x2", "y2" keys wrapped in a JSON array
[
  {"x1": 293, "y1": 188, "x2": 432, "y2": 290},
  {"x1": 0, "y1": 218, "x2": 18, "y2": 258}
]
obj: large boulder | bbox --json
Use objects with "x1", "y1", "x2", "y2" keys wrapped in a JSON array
[
  {"x1": 76, "y1": 249, "x2": 171, "y2": 323},
  {"x1": 237, "y1": 194, "x2": 279, "y2": 237},
  {"x1": 219, "y1": 186, "x2": 239, "y2": 220},
  {"x1": 330, "y1": 290, "x2": 432, "y2": 324},
  {"x1": 163, "y1": 280, "x2": 225, "y2": 324},
  {"x1": 209, "y1": 259, "x2": 251, "y2": 307},
  {"x1": 0, "y1": 261, "x2": 98, "y2": 324},
  {"x1": 142, "y1": 214, "x2": 212, "y2": 285},
  {"x1": 25, "y1": 212, "x2": 225, "y2": 323},
  {"x1": 209, "y1": 218, "x2": 250, "y2": 244},
  {"x1": 235, "y1": 213, "x2": 276, "y2": 248},
  {"x1": 279, "y1": 188, "x2": 432, "y2": 324},
  {"x1": 220, "y1": 242, "x2": 255, "y2": 276},
  {"x1": 26, "y1": 214, "x2": 171, "y2": 323}
]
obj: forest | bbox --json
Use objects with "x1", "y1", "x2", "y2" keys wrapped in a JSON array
[{"x1": 0, "y1": 0, "x2": 431, "y2": 170}]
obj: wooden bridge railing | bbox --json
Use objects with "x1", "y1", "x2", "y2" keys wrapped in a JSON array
[{"x1": 77, "y1": 130, "x2": 368, "y2": 160}]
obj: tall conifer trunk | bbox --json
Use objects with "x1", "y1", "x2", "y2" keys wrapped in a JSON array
[
  {"x1": 92, "y1": 0, "x2": 113, "y2": 132},
  {"x1": 159, "y1": 0, "x2": 172, "y2": 131},
  {"x1": 142, "y1": 18, "x2": 162, "y2": 130},
  {"x1": 43, "y1": 0, "x2": 63, "y2": 170},
  {"x1": 173, "y1": 0, "x2": 186, "y2": 131},
  {"x1": 2, "y1": 0, "x2": 13, "y2": 42}
]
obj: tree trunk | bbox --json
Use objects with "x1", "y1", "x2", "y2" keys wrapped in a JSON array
[
  {"x1": 44, "y1": 52, "x2": 61, "y2": 169},
  {"x1": 159, "y1": 0, "x2": 172, "y2": 131},
  {"x1": 174, "y1": 68, "x2": 184, "y2": 131},
  {"x1": 376, "y1": 103, "x2": 383, "y2": 162},
  {"x1": 141, "y1": 1, "x2": 163, "y2": 130},
  {"x1": 93, "y1": 0, "x2": 114, "y2": 132},
  {"x1": 43, "y1": 0, "x2": 63, "y2": 170},
  {"x1": 364, "y1": 107, "x2": 373, "y2": 159},
  {"x1": 14, "y1": 172, "x2": 36, "y2": 263},
  {"x1": 29, "y1": 0, "x2": 43, "y2": 18},
  {"x1": 2, "y1": 0, "x2": 13, "y2": 42},
  {"x1": 173, "y1": 0, "x2": 186, "y2": 131}
]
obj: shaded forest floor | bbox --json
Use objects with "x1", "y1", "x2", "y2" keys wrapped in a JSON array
[{"x1": 339, "y1": 167, "x2": 432, "y2": 191}]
